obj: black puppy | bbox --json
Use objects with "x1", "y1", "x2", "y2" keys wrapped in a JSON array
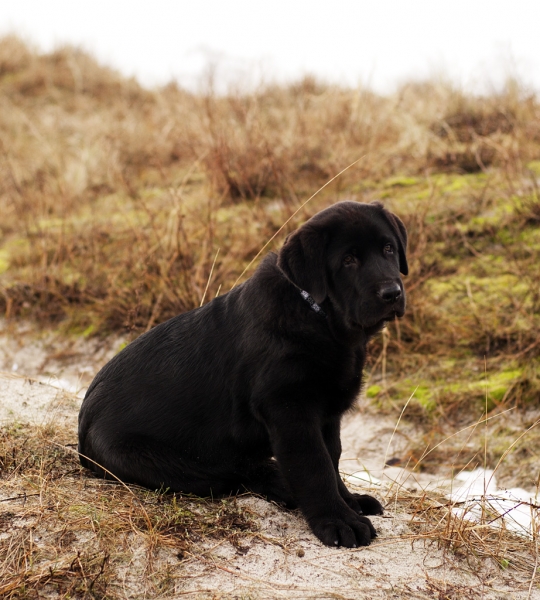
[{"x1": 78, "y1": 201, "x2": 407, "y2": 548}]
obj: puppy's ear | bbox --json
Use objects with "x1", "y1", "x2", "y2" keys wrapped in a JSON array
[
  {"x1": 277, "y1": 225, "x2": 328, "y2": 303},
  {"x1": 374, "y1": 203, "x2": 408, "y2": 276}
]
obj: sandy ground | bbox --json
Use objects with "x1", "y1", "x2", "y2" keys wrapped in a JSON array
[{"x1": 1, "y1": 325, "x2": 539, "y2": 598}]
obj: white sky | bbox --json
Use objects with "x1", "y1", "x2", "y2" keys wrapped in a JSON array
[{"x1": 2, "y1": 0, "x2": 539, "y2": 93}]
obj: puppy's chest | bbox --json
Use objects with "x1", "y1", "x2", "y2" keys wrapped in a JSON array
[{"x1": 319, "y1": 348, "x2": 365, "y2": 409}]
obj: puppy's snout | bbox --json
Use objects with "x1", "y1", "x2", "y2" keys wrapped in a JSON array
[{"x1": 379, "y1": 283, "x2": 402, "y2": 304}]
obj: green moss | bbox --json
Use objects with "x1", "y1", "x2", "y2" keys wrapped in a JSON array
[
  {"x1": 366, "y1": 384, "x2": 382, "y2": 398},
  {"x1": 441, "y1": 368, "x2": 523, "y2": 410},
  {"x1": 413, "y1": 385, "x2": 436, "y2": 411},
  {"x1": 443, "y1": 176, "x2": 471, "y2": 193},
  {"x1": 82, "y1": 324, "x2": 96, "y2": 337},
  {"x1": 384, "y1": 176, "x2": 419, "y2": 188},
  {"x1": 424, "y1": 278, "x2": 459, "y2": 303},
  {"x1": 476, "y1": 368, "x2": 524, "y2": 405},
  {"x1": 428, "y1": 172, "x2": 487, "y2": 195},
  {"x1": 389, "y1": 367, "x2": 525, "y2": 416},
  {"x1": 455, "y1": 202, "x2": 515, "y2": 237},
  {"x1": 425, "y1": 274, "x2": 531, "y2": 319},
  {"x1": 526, "y1": 160, "x2": 540, "y2": 175},
  {"x1": 416, "y1": 187, "x2": 433, "y2": 200},
  {"x1": 519, "y1": 227, "x2": 540, "y2": 248},
  {"x1": 395, "y1": 381, "x2": 436, "y2": 413}
]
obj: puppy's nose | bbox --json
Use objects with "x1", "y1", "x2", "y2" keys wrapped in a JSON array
[{"x1": 380, "y1": 283, "x2": 402, "y2": 304}]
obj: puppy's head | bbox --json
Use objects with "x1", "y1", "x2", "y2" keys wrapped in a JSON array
[{"x1": 277, "y1": 201, "x2": 408, "y2": 329}]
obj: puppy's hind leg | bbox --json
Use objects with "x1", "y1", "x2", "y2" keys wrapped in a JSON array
[
  {"x1": 81, "y1": 434, "x2": 239, "y2": 498},
  {"x1": 242, "y1": 459, "x2": 297, "y2": 508}
]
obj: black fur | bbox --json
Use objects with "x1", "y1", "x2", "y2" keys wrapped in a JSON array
[{"x1": 78, "y1": 201, "x2": 408, "y2": 548}]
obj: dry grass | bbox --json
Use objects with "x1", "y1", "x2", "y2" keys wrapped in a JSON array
[
  {"x1": 400, "y1": 488, "x2": 540, "y2": 596},
  {"x1": 1, "y1": 37, "x2": 540, "y2": 593},
  {"x1": 1, "y1": 36, "x2": 538, "y2": 336},
  {"x1": 2, "y1": 416, "x2": 540, "y2": 599},
  {"x1": 0, "y1": 422, "x2": 261, "y2": 598}
]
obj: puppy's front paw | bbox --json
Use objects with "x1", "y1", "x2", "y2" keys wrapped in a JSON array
[
  {"x1": 309, "y1": 512, "x2": 377, "y2": 548},
  {"x1": 345, "y1": 493, "x2": 384, "y2": 516}
]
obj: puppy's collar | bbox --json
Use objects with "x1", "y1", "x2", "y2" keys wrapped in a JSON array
[
  {"x1": 300, "y1": 290, "x2": 327, "y2": 318},
  {"x1": 275, "y1": 263, "x2": 327, "y2": 319}
]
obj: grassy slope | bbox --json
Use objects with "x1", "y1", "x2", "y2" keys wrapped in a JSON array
[
  {"x1": 1, "y1": 36, "x2": 540, "y2": 482},
  {"x1": 3, "y1": 417, "x2": 538, "y2": 599}
]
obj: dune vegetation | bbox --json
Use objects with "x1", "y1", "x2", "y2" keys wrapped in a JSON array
[
  {"x1": 1, "y1": 35, "x2": 540, "y2": 484},
  {"x1": 1, "y1": 34, "x2": 540, "y2": 598}
]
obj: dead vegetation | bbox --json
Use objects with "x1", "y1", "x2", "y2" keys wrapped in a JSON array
[
  {"x1": 1, "y1": 35, "x2": 539, "y2": 446},
  {"x1": 0, "y1": 422, "x2": 261, "y2": 598},
  {"x1": 1, "y1": 36, "x2": 540, "y2": 595},
  {"x1": 1, "y1": 413, "x2": 539, "y2": 598}
]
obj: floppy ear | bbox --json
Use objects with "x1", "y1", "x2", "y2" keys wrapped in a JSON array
[
  {"x1": 375, "y1": 204, "x2": 408, "y2": 276},
  {"x1": 277, "y1": 225, "x2": 328, "y2": 303}
]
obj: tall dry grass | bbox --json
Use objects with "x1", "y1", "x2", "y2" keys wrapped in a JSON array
[
  {"x1": 1, "y1": 39, "x2": 540, "y2": 592},
  {"x1": 1, "y1": 35, "x2": 539, "y2": 442},
  {"x1": 1, "y1": 409, "x2": 539, "y2": 597}
]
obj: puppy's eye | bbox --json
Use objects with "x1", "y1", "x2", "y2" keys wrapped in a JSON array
[
  {"x1": 343, "y1": 254, "x2": 355, "y2": 265},
  {"x1": 384, "y1": 244, "x2": 394, "y2": 255}
]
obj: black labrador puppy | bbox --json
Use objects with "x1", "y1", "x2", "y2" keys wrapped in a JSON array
[{"x1": 78, "y1": 200, "x2": 408, "y2": 548}]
